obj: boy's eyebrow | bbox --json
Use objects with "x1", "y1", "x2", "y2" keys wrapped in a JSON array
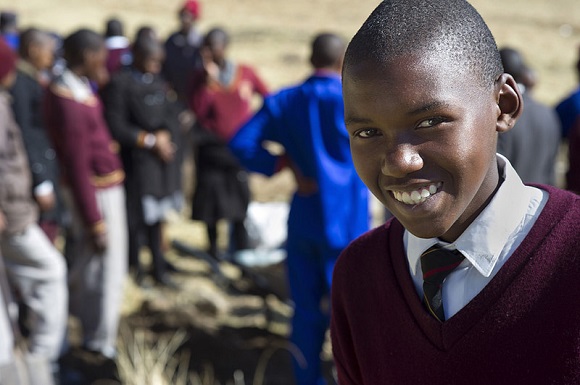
[
  {"x1": 344, "y1": 115, "x2": 373, "y2": 126},
  {"x1": 406, "y1": 101, "x2": 451, "y2": 116},
  {"x1": 344, "y1": 101, "x2": 452, "y2": 126}
]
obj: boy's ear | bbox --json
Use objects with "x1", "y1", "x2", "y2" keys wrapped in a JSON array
[{"x1": 495, "y1": 73, "x2": 523, "y2": 133}]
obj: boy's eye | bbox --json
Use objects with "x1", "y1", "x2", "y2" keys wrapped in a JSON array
[
  {"x1": 417, "y1": 117, "x2": 445, "y2": 128},
  {"x1": 354, "y1": 128, "x2": 380, "y2": 138}
]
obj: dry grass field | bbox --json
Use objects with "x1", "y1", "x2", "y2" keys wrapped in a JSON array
[{"x1": 3, "y1": 0, "x2": 580, "y2": 384}]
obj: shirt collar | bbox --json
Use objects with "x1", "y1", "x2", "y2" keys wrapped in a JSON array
[
  {"x1": 58, "y1": 69, "x2": 94, "y2": 102},
  {"x1": 407, "y1": 154, "x2": 533, "y2": 278}
]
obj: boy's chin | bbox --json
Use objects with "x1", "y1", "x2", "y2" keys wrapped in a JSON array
[{"x1": 398, "y1": 220, "x2": 452, "y2": 241}]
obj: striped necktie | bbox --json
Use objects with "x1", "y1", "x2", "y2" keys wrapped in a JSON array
[{"x1": 420, "y1": 245, "x2": 465, "y2": 322}]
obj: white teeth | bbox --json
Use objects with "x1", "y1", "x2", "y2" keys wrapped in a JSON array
[{"x1": 391, "y1": 182, "x2": 441, "y2": 205}]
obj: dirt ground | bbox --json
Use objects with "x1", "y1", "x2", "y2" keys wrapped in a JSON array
[{"x1": 3, "y1": 0, "x2": 580, "y2": 384}]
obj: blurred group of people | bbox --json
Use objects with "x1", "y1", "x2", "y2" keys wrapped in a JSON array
[
  {"x1": 0, "y1": 1, "x2": 370, "y2": 384},
  {"x1": 0, "y1": 1, "x2": 579, "y2": 385},
  {"x1": 496, "y1": 45, "x2": 580, "y2": 192},
  {"x1": 0, "y1": 1, "x2": 269, "y2": 383}
]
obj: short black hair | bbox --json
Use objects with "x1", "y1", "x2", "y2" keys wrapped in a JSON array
[
  {"x1": 0, "y1": 11, "x2": 17, "y2": 32},
  {"x1": 344, "y1": 0, "x2": 503, "y2": 88},
  {"x1": 499, "y1": 47, "x2": 527, "y2": 84},
  {"x1": 63, "y1": 28, "x2": 103, "y2": 68},
  {"x1": 310, "y1": 33, "x2": 345, "y2": 69},
  {"x1": 134, "y1": 25, "x2": 157, "y2": 45},
  {"x1": 204, "y1": 27, "x2": 229, "y2": 48},
  {"x1": 132, "y1": 35, "x2": 163, "y2": 62},
  {"x1": 105, "y1": 18, "x2": 124, "y2": 38}
]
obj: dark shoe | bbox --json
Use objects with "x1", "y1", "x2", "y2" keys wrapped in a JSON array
[
  {"x1": 165, "y1": 260, "x2": 182, "y2": 273},
  {"x1": 59, "y1": 348, "x2": 120, "y2": 385},
  {"x1": 154, "y1": 273, "x2": 180, "y2": 290}
]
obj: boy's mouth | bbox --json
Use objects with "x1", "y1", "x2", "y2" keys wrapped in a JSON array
[{"x1": 391, "y1": 182, "x2": 442, "y2": 205}]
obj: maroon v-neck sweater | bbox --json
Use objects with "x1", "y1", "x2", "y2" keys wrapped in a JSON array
[{"x1": 331, "y1": 185, "x2": 580, "y2": 385}]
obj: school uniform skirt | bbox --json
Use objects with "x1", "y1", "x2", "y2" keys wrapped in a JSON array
[{"x1": 190, "y1": 167, "x2": 250, "y2": 224}]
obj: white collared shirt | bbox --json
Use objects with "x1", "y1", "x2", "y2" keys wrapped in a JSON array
[
  {"x1": 60, "y1": 69, "x2": 94, "y2": 102},
  {"x1": 405, "y1": 154, "x2": 548, "y2": 319}
]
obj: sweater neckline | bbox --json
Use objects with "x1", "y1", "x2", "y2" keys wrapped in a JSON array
[{"x1": 389, "y1": 185, "x2": 573, "y2": 351}]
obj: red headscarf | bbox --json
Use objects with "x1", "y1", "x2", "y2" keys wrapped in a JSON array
[{"x1": 181, "y1": 0, "x2": 201, "y2": 19}]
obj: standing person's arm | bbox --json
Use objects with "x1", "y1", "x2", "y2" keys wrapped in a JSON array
[
  {"x1": 0, "y1": 116, "x2": 9, "y2": 224},
  {"x1": 48, "y1": 94, "x2": 107, "y2": 249},
  {"x1": 11, "y1": 76, "x2": 56, "y2": 211},
  {"x1": 247, "y1": 66, "x2": 269, "y2": 98},
  {"x1": 102, "y1": 77, "x2": 175, "y2": 163},
  {"x1": 0, "y1": 210, "x2": 5, "y2": 234},
  {"x1": 101, "y1": 76, "x2": 143, "y2": 148},
  {"x1": 188, "y1": 70, "x2": 218, "y2": 130},
  {"x1": 229, "y1": 98, "x2": 283, "y2": 176}
]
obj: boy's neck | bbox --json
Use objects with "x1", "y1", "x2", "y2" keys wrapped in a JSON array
[{"x1": 439, "y1": 162, "x2": 504, "y2": 243}]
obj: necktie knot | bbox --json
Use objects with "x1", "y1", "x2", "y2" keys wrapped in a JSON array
[{"x1": 420, "y1": 245, "x2": 465, "y2": 322}]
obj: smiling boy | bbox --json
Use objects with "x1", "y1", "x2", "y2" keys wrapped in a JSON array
[{"x1": 330, "y1": 1, "x2": 580, "y2": 384}]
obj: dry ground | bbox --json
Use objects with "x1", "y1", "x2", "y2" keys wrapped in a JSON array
[{"x1": 4, "y1": 0, "x2": 580, "y2": 383}]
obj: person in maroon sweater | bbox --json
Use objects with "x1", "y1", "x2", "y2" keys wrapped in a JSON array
[
  {"x1": 331, "y1": 1, "x2": 580, "y2": 384},
  {"x1": 44, "y1": 28, "x2": 127, "y2": 380},
  {"x1": 188, "y1": 27, "x2": 268, "y2": 259}
]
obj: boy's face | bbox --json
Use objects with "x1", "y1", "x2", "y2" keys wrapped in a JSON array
[
  {"x1": 343, "y1": 53, "x2": 514, "y2": 242},
  {"x1": 179, "y1": 9, "x2": 195, "y2": 31},
  {"x1": 206, "y1": 40, "x2": 227, "y2": 64}
]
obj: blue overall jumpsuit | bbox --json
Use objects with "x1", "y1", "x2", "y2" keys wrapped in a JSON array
[{"x1": 230, "y1": 72, "x2": 369, "y2": 385}]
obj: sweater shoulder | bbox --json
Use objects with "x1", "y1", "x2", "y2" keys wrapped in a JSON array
[
  {"x1": 524, "y1": 185, "x2": 580, "y2": 259},
  {"x1": 334, "y1": 219, "x2": 401, "y2": 279},
  {"x1": 539, "y1": 185, "x2": 580, "y2": 218}
]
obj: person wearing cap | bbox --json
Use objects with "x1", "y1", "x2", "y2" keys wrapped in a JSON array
[
  {"x1": 162, "y1": 0, "x2": 203, "y2": 103},
  {"x1": 0, "y1": 37, "x2": 68, "y2": 384}
]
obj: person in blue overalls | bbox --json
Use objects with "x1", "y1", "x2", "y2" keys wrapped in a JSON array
[{"x1": 229, "y1": 33, "x2": 370, "y2": 385}]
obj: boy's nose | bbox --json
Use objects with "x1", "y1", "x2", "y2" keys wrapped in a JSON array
[{"x1": 381, "y1": 144, "x2": 423, "y2": 178}]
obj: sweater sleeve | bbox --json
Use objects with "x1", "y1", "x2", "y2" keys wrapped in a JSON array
[
  {"x1": 331, "y1": 245, "x2": 365, "y2": 385},
  {"x1": 189, "y1": 71, "x2": 218, "y2": 132},
  {"x1": 51, "y1": 94, "x2": 103, "y2": 228},
  {"x1": 0, "y1": 108, "x2": 10, "y2": 208},
  {"x1": 247, "y1": 66, "x2": 269, "y2": 98},
  {"x1": 10, "y1": 75, "x2": 51, "y2": 188}
]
